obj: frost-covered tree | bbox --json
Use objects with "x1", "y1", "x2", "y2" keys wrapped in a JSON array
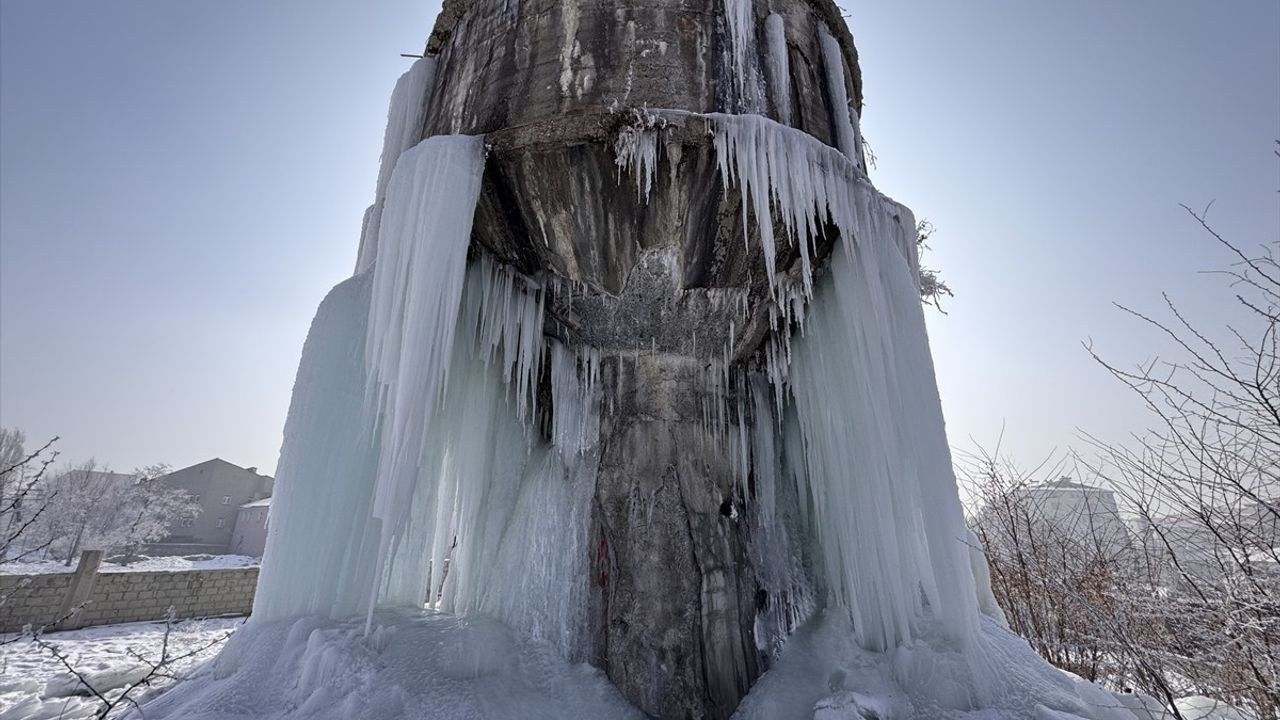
[
  {"x1": 26, "y1": 461, "x2": 198, "y2": 564},
  {"x1": 0, "y1": 427, "x2": 60, "y2": 562},
  {"x1": 916, "y1": 219, "x2": 953, "y2": 312}
]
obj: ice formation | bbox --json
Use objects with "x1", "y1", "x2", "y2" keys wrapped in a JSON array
[
  {"x1": 725, "y1": 0, "x2": 764, "y2": 113},
  {"x1": 707, "y1": 111, "x2": 919, "y2": 312},
  {"x1": 764, "y1": 14, "x2": 793, "y2": 127},
  {"x1": 181, "y1": 4, "x2": 1154, "y2": 719},
  {"x1": 819, "y1": 27, "x2": 865, "y2": 171},
  {"x1": 355, "y1": 57, "x2": 437, "y2": 274}
]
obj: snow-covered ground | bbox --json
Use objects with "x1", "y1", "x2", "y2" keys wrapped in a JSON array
[
  {"x1": 137, "y1": 609, "x2": 643, "y2": 720},
  {"x1": 0, "y1": 617, "x2": 244, "y2": 720},
  {"x1": 0, "y1": 555, "x2": 260, "y2": 576},
  {"x1": 0, "y1": 608, "x2": 1255, "y2": 720}
]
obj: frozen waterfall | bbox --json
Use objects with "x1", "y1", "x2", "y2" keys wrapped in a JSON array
[{"x1": 227, "y1": 3, "x2": 1148, "y2": 719}]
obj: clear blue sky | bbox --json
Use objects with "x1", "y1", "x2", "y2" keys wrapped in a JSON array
[{"x1": 1, "y1": 2, "x2": 1276, "y2": 476}]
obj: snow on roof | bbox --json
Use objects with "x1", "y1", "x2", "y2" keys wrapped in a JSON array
[
  {"x1": 1029, "y1": 477, "x2": 1104, "y2": 493},
  {"x1": 241, "y1": 497, "x2": 272, "y2": 509}
]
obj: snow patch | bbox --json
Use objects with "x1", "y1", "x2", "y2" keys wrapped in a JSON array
[{"x1": 134, "y1": 611, "x2": 643, "y2": 720}]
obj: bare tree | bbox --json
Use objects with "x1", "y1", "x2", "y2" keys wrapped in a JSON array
[
  {"x1": 1080, "y1": 203, "x2": 1279, "y2": 718},
  {"x1": 0, "y1": 428, "x2": 61, "y2": 563},
  {"x1": 967, "y1": 195, "x2": 1278, "y2": 718},
  {"x1": 961, "y1": 445, "x2": 1139, "y2": 689}
]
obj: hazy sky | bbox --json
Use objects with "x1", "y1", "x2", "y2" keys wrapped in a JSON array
[{"x1": 1, "y1": 2, "x2": 1277, "y2": 477}]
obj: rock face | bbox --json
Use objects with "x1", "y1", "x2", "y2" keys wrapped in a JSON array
[{"x1": 417, "y1": 2, "x2": 865, "y2": 716}]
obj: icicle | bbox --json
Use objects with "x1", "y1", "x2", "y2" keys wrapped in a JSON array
[
  {"x1": 463, "y1": 254, "x2": 547, "y2": 426},
  {"x1": 551, "y1": 341, "x2": 602, "y2": 457},
  {"x1": 781, "y1": 232, "x2": 980, "y2": 653},
  {"x1": 614, "y1": 109, "x2": 664, "y2": 202},
  {"x1": 377, "y1": 259, "x2": 604, "y2": 660},
  {"x1": 724, "y1": 0, "x2": 764, "y2": 113},
  {"x1": 364, "y1": 134, "x2": 486, "y2": 629},
  {"x1": 818, "y1": 26, "x2": 863, "y2": 171},
  {"x1": 764, "y1": 14, "x2": 792, "y2": 126},
  {"x1": 355, "y1": 57, "x2": 437, "y2": 274}
]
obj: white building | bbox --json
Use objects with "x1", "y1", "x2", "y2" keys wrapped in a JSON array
[
  {"x1": 1023, "y1": 478, "x2": 1130, "y2": 553},
  {"x1": 230, "y1": 498, "x2": 270, "y2": 558}
]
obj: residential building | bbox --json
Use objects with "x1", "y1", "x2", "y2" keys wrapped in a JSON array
[
  {"x1": 148, "y1": 459, "x2": 273, "y2": 556},
  {"x1": 230, "y1": 498, "x2": 270, "y2": 558},
  {"x1": 1023, "y1": 477, "x2": 1130, "y2": 553}
]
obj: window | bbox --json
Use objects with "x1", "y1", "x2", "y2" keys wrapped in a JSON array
[
  {"x1": 216, "y1": 518, "x2": 226, "y2": 528},
  {"x1": 180, "y1": 518, "x2": 195, "y2": 528},
  {"x1": 192, "y1": 494, "x2": 201, "y2": 503},
  {"x1": 221, "y1": 495, "x2": 232, "y2": 505}
]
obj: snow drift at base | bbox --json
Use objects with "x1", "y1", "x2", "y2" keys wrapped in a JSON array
[
  {"x1": 133, "y1": 611, "x2": 642, "y2": 720},
  {"x1": 126, "y1": 610, "x2": 1173, "y2": 720}
]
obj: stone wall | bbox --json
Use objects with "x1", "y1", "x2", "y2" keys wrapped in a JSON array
[
  {"x1": 0, "y1": 573, "x2": 74, "y2": 633},
  {"x1": 0, "y1": 554, "x2": 257, "y2": 633}
]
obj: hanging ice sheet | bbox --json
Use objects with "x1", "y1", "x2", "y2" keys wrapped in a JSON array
[
  {"x1": 701, "y1": 107, "x2": 979, "y2": 653},
  {"x1": 379, "y1": 258, "x2": 602, "y2": 661},
  {"x1": 355, "y1": 57, "x2": 438, "y2": 274},
  {"x1": 252, "y1": 273, "x2": 382, "y2": 622},
  {"x1": 255, "y1": 134, "x2": 486, "y2": 623},
  {"x1": 364, "y1": 135, "x2": 487, "y2": 616}
]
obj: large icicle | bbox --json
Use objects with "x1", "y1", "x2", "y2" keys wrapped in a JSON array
[
  {"x1": 724, "y1": 0, "x2": 764, "y2": 113},
  {"x1": 365, "y1": 134, "x2": 486, "y2": 621},
  {"x1": 783, "y1": 230, "x2": 981, "y2": 654},
  {"x1": 355, "y1": 57, "x2": 437, "y2": 274},
  {"x1": 705, "y1": 98, "x2": 980, "y2": 656},
  {"x1": 763, "y1": 14, "x2": 792, "y2": 126},
  {"x1": 818, "y1": 27, "x2": 864, "y2": 171},
  {"x1": 379, "y1": 263, "x2": 602, "y2": 660}
]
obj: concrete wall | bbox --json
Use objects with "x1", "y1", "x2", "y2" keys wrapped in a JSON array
[{"x1": 1, "y1": 554, "x2": 257, "y2": 633}]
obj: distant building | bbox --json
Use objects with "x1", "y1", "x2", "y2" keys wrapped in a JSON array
[
  {"x1": 978, "y1": 477, "x2": 1132, "y2": 562},
  {"x1": 230, "y1": 498, "x2": 271, "y2": 558},
  {"x1": 1137, "y1": 496, "x2": 1279, "y2": 587},
  {"x1": 148, "y1": 459, "x2": 273, "y2": 556},
  {"x1": 1023, "y1": 478, "x2": 1130, "y2": 551}
]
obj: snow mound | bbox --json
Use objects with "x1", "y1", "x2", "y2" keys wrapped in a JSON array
[
  {"x1": 735, "y1": 612, "x2": 1148, "y2": 720},
  {"x1": 0, "y1": 618, "x2": 239, "y2": 720},
  {"x1": 43, "y1": 665, "x2": 151, "y2": 698},
  {"x1": 136, "y1": 610, "x2": 643, "y2": 720}
]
